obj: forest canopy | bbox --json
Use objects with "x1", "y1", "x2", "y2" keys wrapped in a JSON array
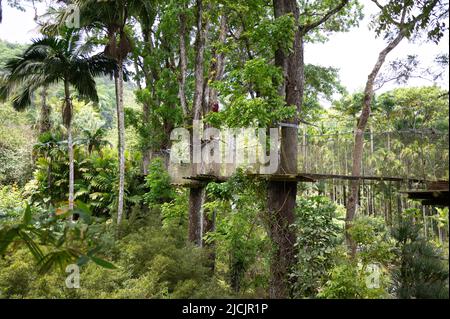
[{"x1": 0, "y1": 0, "x2": 448, "y2": 300}]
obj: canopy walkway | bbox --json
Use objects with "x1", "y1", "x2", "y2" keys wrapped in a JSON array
[{"x1": 168, "y1": 127, "x2": 449, "y2": 206}]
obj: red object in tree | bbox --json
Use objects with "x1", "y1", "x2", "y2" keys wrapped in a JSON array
[{"x1": 211, "y1": 102, "x2": 219, "y2": 112}]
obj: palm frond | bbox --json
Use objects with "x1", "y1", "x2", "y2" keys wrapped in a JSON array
[
  {"x1": 11, "y1": 85, "x2": 33, "y2": 111},
  {"x1": 87, "y1": 53, "x2": 117, "y2": 78},
  {"x1": 69, "y1": 60, "x2": 99, "y2": 103}
]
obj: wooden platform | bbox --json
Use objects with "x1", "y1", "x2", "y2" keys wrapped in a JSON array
[
  {"x1": 183, "y1": 174, "x2": 316, "y2": 183},
  {"x1": 181, "y1": 173, "x2": 435, "y2": 185},
  {"x1": 177, "y1": 174, "x2": 449, "y2": 207},
  {"x1": 402, "y1": 181, "x2": 449, "y2": 207}
]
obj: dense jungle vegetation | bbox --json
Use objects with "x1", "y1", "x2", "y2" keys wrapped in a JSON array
[{"x1": 0, "y1": 0, "x2": 448, "y2": 299}]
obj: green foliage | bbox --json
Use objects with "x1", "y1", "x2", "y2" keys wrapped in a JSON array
[
  {"x1": 250, "y1": 14, "x2": 296, "y2": 54},
  {"x1": 160, "y1": 190, "x2": 188, "y2": 234},
  {"x1": 303, "y1": 65, "x2": 346, "y2": 117},
  {"x1": 349, "y1": 216, "x2": 394, "y2": 265},
  {"x1": 0, "y1": 185, "x2": 23, "y2": 219},
  {"x1": 318, "y1": 260, "x2": 388, "y2": 299},
  {"x1": 391, "y1": 218, "x2": 449, "y2": 299},
  {"x1": 0, "y1": 40, "x2": 27, "y2": 69},
  {"x1": 333, "y1": 92, "x2": 375, "y2": 118},
  {"x1": 0, "y1": 0, "x2": 449, "y2": 301},
  {"x1": 377, "y1": 86, "x2": 449, "y2": 131},
  {"x1": 206, "y1": 57, "x2": 296, "y2": 128},
  {"x1": 0, "y1": 203, "x2": 116, "y2": 276},
  {"x1": 0, "y1": 104, "x2": 35, "y2": 185},
  {"x1": 327, "y1": 86, "x2": 449, "y2": 182},
  {"x1": 144, "y1": 158, "x2": 175, "y2": 206},
  {"x1": 291, "y1": 196, "x2": 342, "y2": 298},
  {"x1": 371, "y1": 0, "x2": 448, "y2": 43},
  {"x1": 432, "y1": 208, "x2": 449, "y2": 230},
  {"x1": 0, "y1": 31, "x2": 115, "y2": 111},
  {"x1": 0, "y1": 214, "x2": 229, "y2": 299},
  {"x1": 204, "y1": 172, "x2": 269, "y2": 296},
  {"x1": 26, "y1": 130, "x2": 145, "y2": 217},
  {"x1": 299, "y1": 0, "x2": 364, "y2": 42},
  {"x1": 318, "y1": 215, "x2": 397, "y2": 299},
  {"x1": 131, "y1": 86, "x2": 183, "y2": 153}
]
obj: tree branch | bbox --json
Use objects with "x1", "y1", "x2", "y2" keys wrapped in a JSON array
[{"x1": 303, "y1": 0, "x2": 349, "y2": 33}]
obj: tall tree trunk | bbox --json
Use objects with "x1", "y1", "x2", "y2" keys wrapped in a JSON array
[
  {"x1": 63, "y1": 80, "x2": 74, "y2": 211},
  {"x1": 68, "y1": 128, "x2": 74, "y2": 211},
  {"x1": 39, "y1": 86, "x2": 51, "y2": 134},
  {"x1": 202, "y1": 13, "x2": 228, "y2": 268},
  {"x1": 346, "y1": 32, "x2": 405, "y2": 257},
  {"x1": 188, "y1": 187, "x2": 204, "y2": 245},
  {"x1": 115, "y1": 64, "x2": 126, "y2": 226},
  {"x1": 133, "y1": 56, "x2": 151, "y2": 175},
  {"x1": 188, "y1": 0, "x2": 209, "y2": 245},
  {"x1": 267, "y1": 0, "x2": 302, "y2": 299},
  {"x1": 388, "y1": 182, "x2": 393, "y2": 226},
  {"x1": 140, "y1": 24, "x2": 161, "y2": 174},
  {"x1": 178, "y1": 6, "x2": 189, "y2": 119}
]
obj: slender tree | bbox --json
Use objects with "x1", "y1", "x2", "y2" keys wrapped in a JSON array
[
  {"x1": 74, "y1": 0, "x2": 147, "y2": 226},
  {"x1": 187, "y1": 0, "x2": 210, "y2": 246},
  {"x1": 0, "y1": 32, "x2": 115, "y2": 210},
  {"x1": 346, "y1": 0, "x2": 449, "y2": 257}
]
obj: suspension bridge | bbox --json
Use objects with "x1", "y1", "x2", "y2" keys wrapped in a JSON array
[{"x1": 168, "y1": 127, "x2": 449, "y2": 207}]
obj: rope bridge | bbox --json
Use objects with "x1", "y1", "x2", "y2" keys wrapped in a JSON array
[{"x1": 169, "y1": 127, "x2": 448, "y2": 185}]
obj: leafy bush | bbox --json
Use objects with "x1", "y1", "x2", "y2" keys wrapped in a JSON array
[
  {"x1": 318, "y1": 261, "x2": 389, "y2": 299},
  {"x1": 160, "y1": 190, "x2": 188, "y2": 235},
  {"x1": 0, "y1": 105, "x2": 35, "y2": 185},
  {"x1": 0, "y1": 185, "x2": 23, "y2": 219},
  {"x1": 0, "y1": 210, "x2": 232, "y2": 299},
  {"x1": 26, "y1": 132, "x2": 145, "y2": 218},
  {"x1": 205, "y1": 172, "x2": 270, "y2": 296},
  {"x1": 291, "y1": 196, "x2": 342, "y2": 298},
  {"x1": 0, "y1": 203, "x2": 116, "y2": 277},
  {"x1": 0, "y1": 249, "x2": 35, "y2": 298},
  {"x1": 391, "y1": 218, "x2": 449, "y2": 299},
  {"x1": 316, "y1": 214, "x2": 395, "y2": 299},
  {"x1": 144, "y1": 158, "x2": 175, "y2": 206},
  {"x1": 349, "y1": 216, "x2": 395, "y2": 265}
]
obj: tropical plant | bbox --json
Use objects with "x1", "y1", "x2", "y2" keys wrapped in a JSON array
[
  {"x1": 144, "y1": 158, "x2": 175, "y2": 206},
  {"x1": 71, "y1": 0, "x2": 153, "y2": 226},
  {"x1": 0, "y1": 30, "x2": 116, "y2": 211},
  {"x1": 391, "y1": 217, "x2": 449, "y2": 299},
  {"x1": 0, "y1": 203, "x2": 115, "y2": 275},
  {"x1": 291, "y1": 196, "x2": 342, "y2": 298},
  {"x1": 78, "y1": 127, "x2": 111, "y2": 155},
  {"x1": 318, "y1": 260, "x2": 389, "y2": 299}
]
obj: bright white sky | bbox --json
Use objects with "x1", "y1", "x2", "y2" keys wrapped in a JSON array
[
  {"x1": 305, "y1": 1, "x2": 449, "y2": 94},
  {"x1": 0, "y1": 1, "x2": 448, "y2": 94}
]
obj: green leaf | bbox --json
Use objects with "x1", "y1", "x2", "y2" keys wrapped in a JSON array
[
  {"x1": 74, "y1": 201, "x2": 92, "y2": 224},
  {"x1": 18, "y1": 230, "x2": 44, "y2": 261},
  {"x1": 0, "y1": 227, "x2": 19, "y2": 255},
  {"x1": 90, "y1": 256, "x2": 116, "y2": 269},
  {"x1": 77, "y1": 255, "x2": 90, "y2": 267},
  {"x1": 23, "y1": 204, "x2": 32, "y2": 225}
]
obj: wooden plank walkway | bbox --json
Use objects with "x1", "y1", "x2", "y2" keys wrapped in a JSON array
[
  {"x1": 181, "y1": 173, "x2": 438, "y2": 184},
  {"x1": 177, "y1": 174, "x2": 449, "y2": 207}
]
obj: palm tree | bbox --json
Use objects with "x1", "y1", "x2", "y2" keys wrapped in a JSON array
[
  {"x1": 79, "y1": 127, "x2": 111, "y2": 155},
  {"x1": 71, "y1": 0, "x2": 151, "y2": 226},
  {"x1": 0, "y1": 30, "x2": 116, "y2": 210}
]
